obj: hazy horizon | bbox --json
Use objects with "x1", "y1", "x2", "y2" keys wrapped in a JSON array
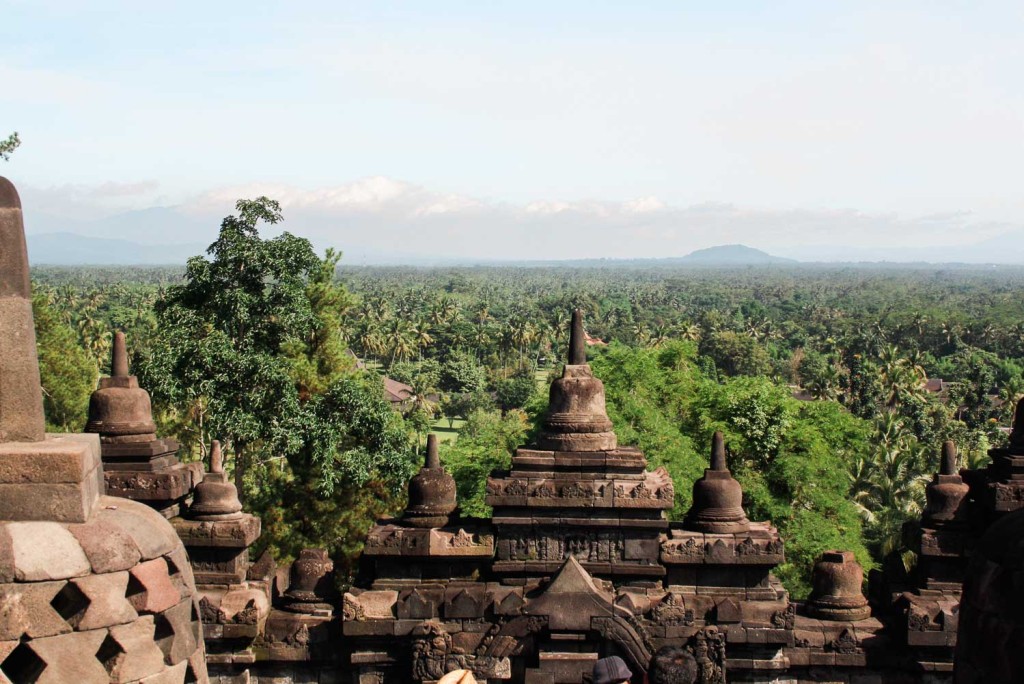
[{"x1": 5, "y1": 2, "x2": 1024, "y2": 263}]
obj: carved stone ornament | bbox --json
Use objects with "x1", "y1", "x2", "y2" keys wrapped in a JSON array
[
  {"x1": 688, "y1": 626, "x2": 727, "y2": 684},
  {"x1": 411, "y1": 621, "x2": 470, "y2": 681}
]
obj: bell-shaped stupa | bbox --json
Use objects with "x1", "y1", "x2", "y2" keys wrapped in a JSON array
[
  {"x1": 805, "y1": 551, "x2": 871, "y2": 621},
  {"x1": 922, "y1": 441, "x2": 969, "y2": 526},
  {"x1": 86, "y1": 331, "x2": 157, "y2": 441},
  {"x1": 684, "y1": 431, "x2": 750, "y2": 534},
  {"x1": 535, "y1": 310, "x2": 617, "y2": 452},
  {"x1": 189, "y1": 441, "x2": 242, "y2": 519},
  {"x1": 402, "y1": 434, "x2": 457, "y2": 528}
]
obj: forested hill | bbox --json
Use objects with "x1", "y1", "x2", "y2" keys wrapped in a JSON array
[{"x1": 679, "y1": 244, "x2": 797, "y2": 265}]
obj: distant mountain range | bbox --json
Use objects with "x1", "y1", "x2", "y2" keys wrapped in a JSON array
[
  {"x1": 24, "y1": 230, "x2": 1024, "y2": 269},
  {"x1": 26, "y1": 232, "x2": 800, "y2": 267}
]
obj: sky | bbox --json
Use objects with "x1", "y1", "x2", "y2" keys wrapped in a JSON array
[{"x1": 3, "y1": 1, "x2": 1024, "y2": 262}]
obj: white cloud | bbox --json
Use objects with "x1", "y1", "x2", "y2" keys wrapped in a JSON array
[
  {"x1": 16, "y1": 175, "x2": 1024, "y2": 263},
  {"x1": 175, "y1": 178, "x2": 1022, "y2": 262}
]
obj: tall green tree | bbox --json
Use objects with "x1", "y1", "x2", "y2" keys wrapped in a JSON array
[
  {"x1": 32, "y1": 293, "x2": 98, "y2": 431},
  {"x1": 140, "y1": 197, "x2": 319, "y2": 493}
]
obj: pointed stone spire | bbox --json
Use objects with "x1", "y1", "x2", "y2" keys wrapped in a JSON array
[
  {"x1": 425, "y1": 433, "x2": 441, "y2": 469},
  {"x1": 569, "y1": 308, "x2": 587, "y2": 365},
  {"x1": 403, "y1": 433, "x2": 457, "y2": 528},
  {"x1": 189, "y1": 439, "x2": 243, "y2": 520},
  {"x1": 111, "y1": 330, "x2": 130, "y2": 377},
  {"x1": 711, "y1": 430, "x2": 727, "y2": 471},
  {"x1": 535, "y1": 308, "x2": 617, "y2": 451},
  {"x1": 923, "y1": 440, "x2": 968, "y2": 525},
  {"x1": 941, "y1": 440, "x2": 957, "y2": 476},
  {"x1": 0, "y1": 176, "x2": 46, "y2": 443},
  {"x1": 684, "y1": 432, "x2": 749, "y2": 533},
  {"x1": 211, "y1": 439, "x2": 224, "y2": 473}
]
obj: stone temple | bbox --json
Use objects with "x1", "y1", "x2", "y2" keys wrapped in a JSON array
[{"x1": 2, "y1": 172, "x2": 1024, "y2": 682}]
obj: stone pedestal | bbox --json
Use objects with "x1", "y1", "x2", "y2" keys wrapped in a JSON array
[
  {"x1": 487, "y1": 446, "x2": 672, "y2": 583},
  {"x1": 173, "y1": 443, "x2": 269, "y2": 669}
]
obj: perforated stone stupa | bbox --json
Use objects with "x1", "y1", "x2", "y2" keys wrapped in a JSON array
[{"x1": 0, "y1": 176, "x2": 207, "y2": 684}]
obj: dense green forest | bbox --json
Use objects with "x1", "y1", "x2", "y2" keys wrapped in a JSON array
[{"x1": 28, "y1": 201, "x2": 1024, "y2": 595}]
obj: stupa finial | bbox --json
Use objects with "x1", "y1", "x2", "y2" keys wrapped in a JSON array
[
  {"x1": 711, "y1": 431, "x2": 727, "y2": 471},
  {"x1": 111, "y1": 331, "x2": 130, "y2": 377},
  {"x1": 425, "y1": 433, "x2": 440, "y2": 469},
  {"x1": 211, "y1": 439, "x2": 223, "y2": 473},
  {"x1": 941, "y1": 440, "x2": 957, "y2": 476},
  {"x1": 569, "y1": 309, "x2": 587, "y2": 365}
]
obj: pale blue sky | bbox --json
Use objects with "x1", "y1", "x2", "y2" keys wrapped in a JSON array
[{"x1": 3, "y1": 2, "x2": 1024, "y2": 260}]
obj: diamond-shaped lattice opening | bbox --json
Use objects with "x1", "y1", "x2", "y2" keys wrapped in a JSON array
[
  {"x1": 153, "y1": 613, "x2": 176, "y2": 664},
  {"x1": 95, "y1": 633, "x2": 126, "y2": 677},
  {"x1": 124, "y1": 572, "x2": 146, "y2": 611},
  {"x1": 50, "y1": 581, "x2": 91, "y2": 628},
  {"x1": 164, "y1": 554, "x2": 181, "y2": 577},
  {"x1": 185, "y1": 660, "x2": 200, "y2": 684},
  {"x1": 1, "y1": 642, "x2": 46, "y2": 684}
]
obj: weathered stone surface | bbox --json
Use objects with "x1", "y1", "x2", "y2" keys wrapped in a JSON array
[
  {"x1": 523, "y1": 556, "x2": 613, "y2": 632},
  {"x1": 0, "y1": 527, "x2": 13, "y2": 584},
  {"x1": 129, "y1": 558, "x2": 182, "y2": 615},
  {"x1": 0, "y1": 434, "x2": 103, "y2": 523},
  {"x1": 154, "y1": 598, "x2": 199, "y2": 666},
  {"x1": 68, "y1": 516, "x2": 143, "y2": 574},
  {"x1": 186, "y1": 646, "x2": 209, "y2": 683},
  {"x1": 954, "y1": 497, "x2": 1024, "y2": 682},
  {"x1": 104, "y1": 615, "x2": 170, "y2": 683},
  {"x1": 105, "y1": 467, "x2": 194, "y2": 503},
  {"x1": 138, "y1": 660, "x2": 188, "y2": 683},
  {"x1": 0, "y1": 176, "x2": 45, "y2": 442},
  {"x1": 0, "y1": 434, "x2": 102, "y2": 484},
  {"x1": 72, "y1": 570, "x2": 139, "y2": 630},
  {"x1": 28, "y1": 628, "x2": 111, "y2": 683},
  {"x1": 172, "y1": 515, "x2": 261, "y2": 549},
  {"x1": 97, "y1": 498, "x2": 180, "y2": 560},
  {"x1": 4, "y1": 521, "x2": 91, "y2": 581},
  {"x1": 0, "y1": 580, "x2": 71, "y2": 639}
]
